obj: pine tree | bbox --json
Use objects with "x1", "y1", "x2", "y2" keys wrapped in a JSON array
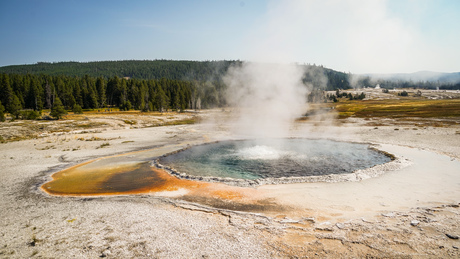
[
  {"x1": 106, "y1": 76, "x2": 120, "y2": 107},
  {"x1": 50, "y1": 97, "x2": 67, "y2": 119},
  {"x1": 155, "y1": 86, "x2": 168, "y2": 112},
  {"x1": 96, "y1": 77, "x2": 106, "y2": 108},
  {"x1": 73, "y1": 82, "x2": 83, "y2": 106},
  {"x1": 120, "y1": 100, "x2": 132, "y2": 111},
  {"x1": 0, "y1": 101, "x2": 5, "y2": 122},
  {"x1": 140, "y1": 81, "x2": 149, "y2": 111},
  {"x1": 0, "y1": 74, "x2": 13, "y2": 109},
  {"x1": 8, "y1": 94, "x2": 22, "y2": 119},
  {"x1": 44, "y1": 79, "x2": 54, "y2": 109},
  {"x1": 88, "y1": 88, "x2": 99, "y2": 109},
  {"x1": 28, "y1": 78, "x2": 43, "y2": 111},
  {"x1": 119, "y1": 79, "x2": 128, "y2": 107}
]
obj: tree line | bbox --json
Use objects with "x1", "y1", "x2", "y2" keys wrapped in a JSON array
[
  {"x1": 352, "y1": 76, "x2": 460, "y2": 90},
  {"x1": 0, "y1": 73, "x2": 227, "y2": 121},
  {"x1": 307, "y1": 89, "x2": 365, "y2": 103}
]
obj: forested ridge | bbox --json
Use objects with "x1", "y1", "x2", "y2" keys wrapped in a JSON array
[
  {"x1": 3, "y1": 60, "x2": 457, "y2": 91},
  {"x1": 0, "y1": 60, "x2": 351, "y2": 87},
  {"x1": 0, "y1": 60, "x2": 237, "y2": 81}
]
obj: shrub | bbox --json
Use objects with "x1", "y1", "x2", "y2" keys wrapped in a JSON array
[
  {"x1": 21, "y1": 110, "x2": 41, "y2": 120},
  {"x1": 398, "y1": 91, "x2": 408, "y2": 96},
  {"x1": 119, "y1": 101, "x2": 132, "y2": 111},
  {"x1": 50, "y1": 97, "x2": 67, "y2": 119},
  {"x1": 97, "y1": 142, "x2": 110, "y2": 149},
  {"x1": 72, "y1": 104, "x2": 83, "y2": 114}
]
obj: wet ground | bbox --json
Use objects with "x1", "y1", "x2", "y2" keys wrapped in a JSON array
[{"x1": 41, "y1": 141, "x2": 460, "y2": 222}]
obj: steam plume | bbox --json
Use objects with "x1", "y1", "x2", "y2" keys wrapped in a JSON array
[{"x1": 224, "y1": 62, "x2": 308, "y2": 138}]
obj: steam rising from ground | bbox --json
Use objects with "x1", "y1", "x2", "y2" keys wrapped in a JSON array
[{"x1": 224, "y1": 62, "x2": 308, "y2": 138}]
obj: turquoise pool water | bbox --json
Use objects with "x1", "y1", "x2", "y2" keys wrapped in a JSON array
[{"x1": 160, "y1": 139, "x2": 391, "y2": 180}]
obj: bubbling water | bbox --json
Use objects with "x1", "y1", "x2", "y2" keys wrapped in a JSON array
[
  {"x1": 159, "y1": 139, "x2": 392, "y2": 180},
  {"x1": 235, "y1": 145, "x2": 294, "y2": 160}
]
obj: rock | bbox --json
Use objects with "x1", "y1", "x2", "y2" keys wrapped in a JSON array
[
  {"x1": 303, "y1": 217, "x2": 315, "y2": 223},
  {"x1": 100, "y1": 248, "x2": 111, "y2": 258},
  {"x1": 315, "y1": 222, "x2": 333, "y2": 231},
  {"x1": 361, "y1": 218, "x2": 375, "y2": 223},
  {"x1": 382, "y1": 212, "x2": 396, "y2": 217},
  {"x1": 410, "y1": 220, "x2": 420, "y2": 226},
  {"x1": 446, "y1": 233, "x2": 459, "y2": 239},
  {"x1": 336, "y1": 223, "x2": 345, "y2": 229},
  {"x1": 280, "y1": 218, "x2": 299, "y2": 224}
]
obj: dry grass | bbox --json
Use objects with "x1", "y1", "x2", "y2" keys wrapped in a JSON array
[
  {"x1": 335, "y1": 99, "x2": 460, "y2": 119},
  {"x1": 298, "y1": 97, "x2": 460, "y2": 127},
  {"x1": 0, "y1": 111, "x2": 198, "y2": 143},
  {"x1": 74, "y1": 122, "x2": 109, "y2": 128}
]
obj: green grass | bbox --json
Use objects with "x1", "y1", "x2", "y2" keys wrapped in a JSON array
[
  {"x1": 76, "y1": 122, "x2": 108, "y2": 128},
  {"x1": 163, "y1": 118, "x2": 197, "y2": 126},
  {"x1": 97, "y1": 142, "x2": 110, "y2": 149},
  {"x1": 123, "y1": 119, "x2": 137, "y2": 125},
  {"x1": 145, "y1": 117, "x2": 198, "y2": 127}
]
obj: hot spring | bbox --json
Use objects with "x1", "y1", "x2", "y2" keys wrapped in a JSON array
[{"x1": 159, "y1": 139, "x2": 392, "y2": 183}]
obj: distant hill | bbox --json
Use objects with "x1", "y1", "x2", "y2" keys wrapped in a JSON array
[
  {"x1": 364, "y1": 71, "x2": 460, "y2": 84},
  {"x1": 2, "y1": 60, "x2": 458, "y2": 86},
  {"x1": 0, "y1": 60, "x2": 237, "y2": 81},
  {"x1": 0, "y1": 60, "x2": 351, "y2": 90}
]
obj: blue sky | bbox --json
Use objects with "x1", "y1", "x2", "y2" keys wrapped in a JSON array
[{"x1": 1, "y1": 0, "x2": 459, "y2": 74}]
